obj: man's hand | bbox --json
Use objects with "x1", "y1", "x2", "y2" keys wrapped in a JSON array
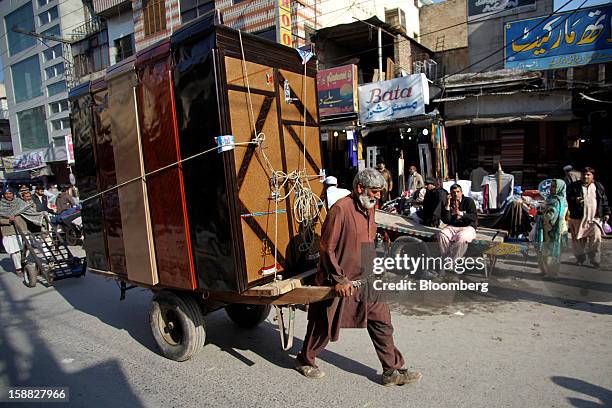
[
  {"x1": 604, "y1": 215, "x2": 610, "y2": 223},
  {"x1": 335, "y1": 282, "x2": 353, "y2": 297},
  {"x1": 8, "y1": 216, "x2": 15, "y2": 222}
]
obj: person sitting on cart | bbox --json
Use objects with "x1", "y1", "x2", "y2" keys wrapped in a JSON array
[
  {"x1": 55, "y1": 185, "x2": 76, "y2": 215},
  {"x1": 0, "y1": 188, "x2": 44, "y2": 278},
  {"x1": 419, "y1": 177, "x2": 448, "y2": 227},
  {"x1": 295, "y1": 168, "x2": 422, "y2": 386},
  {"x1": 438, "y1": 184, "x2": 478, "y2": 260}
]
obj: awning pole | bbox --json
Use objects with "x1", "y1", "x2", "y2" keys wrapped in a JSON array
[{"x1": 378, "y1": 27, "x2": 383, "y2": 80}]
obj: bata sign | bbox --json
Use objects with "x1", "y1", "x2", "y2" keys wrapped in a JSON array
[{"x1": 358, "y1": 74, "x2": 429, "y2": 124}]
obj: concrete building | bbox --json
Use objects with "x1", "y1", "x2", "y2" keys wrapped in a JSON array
[
  {"x1": 0, "y1": 84, "x2": 13, "y2": 157},
  {"x1": 0, "y1": 0, "x2": 88, "y2": 170},
  {"x1": 318, "y1": 0, "x2": 421, "y2": 40},
  {"x1": 71, "y1": 0, "x2": 320, "y2": 86}
]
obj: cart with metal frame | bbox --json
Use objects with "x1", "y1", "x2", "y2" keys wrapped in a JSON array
[
  {"x1": 375, "y1": 210, "x2": 522, "y2": 277},
  {"x1": 14, "y1": 221, "x2": 86, "y2": 288}
]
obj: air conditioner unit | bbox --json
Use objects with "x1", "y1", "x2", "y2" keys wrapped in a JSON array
[{"x1": 385, "y1": 8, "x2": 407, "y2": 33}]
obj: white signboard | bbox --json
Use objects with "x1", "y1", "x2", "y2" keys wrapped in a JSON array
[{"x1": 359, "y1": 74, "x2": 429, "y2": 124}]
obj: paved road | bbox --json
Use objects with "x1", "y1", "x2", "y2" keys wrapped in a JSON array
[{"x1": 0, "y1": 245, "x2": 611, "y2": 408}]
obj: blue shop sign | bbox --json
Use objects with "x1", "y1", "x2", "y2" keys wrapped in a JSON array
[{"x1": 504, "y1": 4, "x2": 612, "y2": 70}]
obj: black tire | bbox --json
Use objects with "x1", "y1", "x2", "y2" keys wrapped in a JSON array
[
  {"x1": 225, "y1": 304, "x2": 271, "y2": 329},
  {"x1": 149, "y1": 291, "x2": 206, "y2": 361},
  {"x1": 24, "y1": 263, "x2": 38, "y2": 288},
  {"x1": 65, "y1": 227, "x2": 79, "y2": 246},
  {"x1": 390, "y1": 236, "x2": 431, "y2": 277}
]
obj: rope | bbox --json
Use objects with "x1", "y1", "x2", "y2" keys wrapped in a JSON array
[{"x1": 81, "y1": 141, "x2": 257, "y2": 203}]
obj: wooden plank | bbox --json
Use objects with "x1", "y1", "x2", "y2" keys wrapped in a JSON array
[
  {"x1": 240, "y1": 268, "x2": 317, "y2": 296},
  {"x1": 210, "y1": 286, "x2": 334, "y2": 306},
  {"x1": 375, "y1": 210, "x2": 506, "y2": 242}
]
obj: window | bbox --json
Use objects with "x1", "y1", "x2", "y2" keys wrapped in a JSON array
[
  {"x1": 180, "y1": 0, "x2": 214, "y2": 24},
  {"x1": 233, "y1": 0, "x2": 247, "y2": 4},
  {"x1": 73, "y1": 31, "x2": 109, "y2": 79},
  {"x1": 42, "y1": 24, "x2": 61, "y2": 39},
  {"x1": 51, "y1": 117, "x2": 70, "y2": 131},
  {"x1": 43, "y1": 44, "x2": 63, "y2": 61},
  {"x1": 143, "y1": 0, "x2": 167, "y2": 36},
  {"x1": 253, "y1": 26, "x2": 276, "y2": 42},
  {"x1": 45, "y1": 63, "x2": 64, "y2": 79},
  {"x1": 5, "y1": 4, "x2": 36, "y2": 56},
  {"x1": 38, "y1": 6, "x2": 58, "y2": 25},
  {"x1": 47, "y1": 81, "x2": 66, "y2": 97},
  {"x1": 17, "y1": 106, "x2": 48, "y2": 150},
  {"x1": 11, "y1": 56, "x2": 43, "y2": 103},
  {"x1": 38, "y1": 0, "x2": 51, "y2": 7},
  {"x1": 49, "y1": 100, "x2": 69, "y2": 114},
  {"x1": 114, "y1": 34, "x2": 134, "y2": 63}
]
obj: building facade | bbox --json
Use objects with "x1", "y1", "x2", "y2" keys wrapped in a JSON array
[{"x1": 0, "y1": 0, "x2": 87, "y2": 171}]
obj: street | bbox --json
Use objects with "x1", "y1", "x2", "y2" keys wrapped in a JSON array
[{"x1": 1, "y1": 245, "x2": 611, "y2": 408}]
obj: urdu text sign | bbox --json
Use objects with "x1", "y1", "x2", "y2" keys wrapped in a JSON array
[
  {"x1": 317, "y1": 65, "x2": 358, "y2": 117},
  {"x1": 504, "y1": 4, "x2": 612, "y2": 70}
]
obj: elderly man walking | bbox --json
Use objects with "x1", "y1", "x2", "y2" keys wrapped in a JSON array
[
  {"x1": 438, "y1": 183, "x2": 478, "y2": 259},
  {"x1": 567, "y1": 167, "x2": 610, "y2": 268},
  {"x1": 295, "y1": 168, "x2": 422, "y2": 386}
]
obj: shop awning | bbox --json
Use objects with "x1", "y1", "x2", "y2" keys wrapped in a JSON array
[{"x1": 445, "y1": 113, "x2": 576, "y2": 127}]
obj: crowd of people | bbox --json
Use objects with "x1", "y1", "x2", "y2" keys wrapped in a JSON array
[
  {"x1": 0, "y1": 183, "x2": 81, "y2": 278},
  {"x1": 323, "y1": 163, "x2": 610, "y2": 271}
]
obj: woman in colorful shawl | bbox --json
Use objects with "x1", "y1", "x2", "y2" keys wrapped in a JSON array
[{"x1": 534, "y1": 179, "x2": 568, "y2": 276}]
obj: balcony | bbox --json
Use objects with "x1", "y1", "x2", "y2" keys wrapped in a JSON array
[
  {"x1": 70, "y1": 18, "x2": 107, "y2": 42},
  {"x1": 93, "y1": 0, "x2": 132, "y2": 17}
]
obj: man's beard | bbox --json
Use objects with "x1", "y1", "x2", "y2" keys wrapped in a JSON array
[{"x1": 359, "y1": 192, "x2": 377, "y2": 209}]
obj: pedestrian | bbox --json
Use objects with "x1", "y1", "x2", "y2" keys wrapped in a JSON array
[
  {"x1": 376, "y1": 162, "x2": 392, "y2": 203},
  {"x1": 0, "y1": 188, "x2": 44, "y2": 277},
  {"x1": 406, "y1": 165, "x2": 424, "y2": 192},
  {"x1": 419, "y1": 178, "x2": 448, "y2": 227},
  {"x1": 55, "y1": 184, "x2": 76, "y2": 214},
  {"x1": 563, "y1": 165, "x2": 581, "y2": 187},
  {"x1": 295, "y1": 168, "x2": 422, "y2": 386},
  {"x1": 567, "y1": 167, "x2": 610, "y2": 268},
  {"x1": 533, "y1": 179, "x2": 568, "y2": 276},
  {"x1": 323, "y1": 176, "x2": 350, "y2": 209},
  {"x1": 438, "y1": 184, "x2": 478, "y2": 259},
  {"x1": 32, "y1": 185, "x2": 53, "y2": 213}
]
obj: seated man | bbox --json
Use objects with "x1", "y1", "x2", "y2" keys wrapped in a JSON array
[
  {"x1": 419, "y1": 178, "x2": 448, "y2": 227},
  {"x1": 438, "y1": 184, "x2": 478, "y2": 259}
]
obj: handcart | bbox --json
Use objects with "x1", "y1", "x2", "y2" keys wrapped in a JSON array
[
  {"x1": 14, "y1": 220, "x2": 86, "y2": 288},
  {"x1": 375, "y1": 210, "x2": 522, "y2": 277}
]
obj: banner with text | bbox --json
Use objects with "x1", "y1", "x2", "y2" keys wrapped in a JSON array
[
  {"x1": 1, "y1": 150, "x2": 45, "y2": 173},
  {"x1": 468, "y1": 0, "x2": 536, "y2": 21},
  {"x1": 504, "y1": 4, "x2": 612, "y2": 70},
  {"x1": 317, "y1": 64, "x2": 358, "y2": 117},
  {"x1": 358, "y1": 74, "x2": 429, "y2": 124}
]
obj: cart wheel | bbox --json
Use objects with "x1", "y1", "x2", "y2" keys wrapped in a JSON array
[
  {"x1": 66, "y1": 228, "x2": 79, "y2": 246},
  {"x1": 149, "y1": 291, "x2": 206, "y2": 361},
  {"x1": 225, "y1": 304, "x2": 271, "y2": 329},
  {"x1": 24, "y1": 263, "x2": 38, "y2": 288}
]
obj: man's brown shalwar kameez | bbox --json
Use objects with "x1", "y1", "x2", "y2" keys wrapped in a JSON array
[{"x1": 297, "y1": 195, "x2": 405, "y2": 372}]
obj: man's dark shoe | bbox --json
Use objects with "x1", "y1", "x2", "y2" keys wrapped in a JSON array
[
  {"x1": 382, "y1": 368, "x2": 422, "y2": 386},
  {"x1": 295, "y1": 363, "x2": 325, "y2": 379},
  {"x1": 590, "y1": 261, "x2": 601, "y2": 269},
  {"x1": 576, "y1": 255, "x2": 586, "y2": 266}
]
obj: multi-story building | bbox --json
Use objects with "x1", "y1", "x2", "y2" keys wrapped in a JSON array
[
  {"x1": 318, "y1": 0, "x2": 421, "y2": 40},
  {"x1": 0, "y1": 0, "x2": 88, "y2": 174},
  {"x1": 72, "y1": 0, "x2": 320, "y2": 86}
]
